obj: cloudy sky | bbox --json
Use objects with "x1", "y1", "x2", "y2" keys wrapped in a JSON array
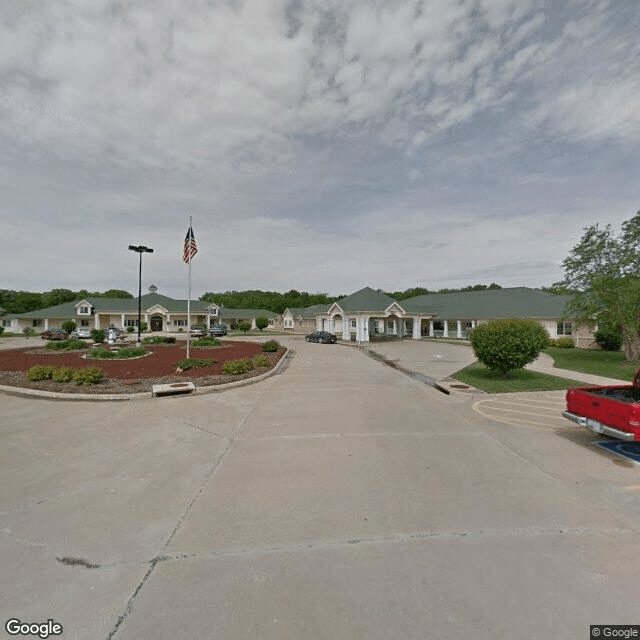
[{"x1": 1, "y1": 0, "x2": 639, "y2": 299}]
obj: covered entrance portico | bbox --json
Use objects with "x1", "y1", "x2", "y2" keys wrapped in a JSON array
[{"x1": 316, "y1": 288, "x2": 433, "y2": 343}]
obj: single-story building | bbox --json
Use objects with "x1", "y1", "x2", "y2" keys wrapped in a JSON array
[
  {"x1": 313, "y1": 286, "x2": 595, "y2": 347},
  {"x1": 3, "y1": 287, "x2": 276, "y2": 334}
]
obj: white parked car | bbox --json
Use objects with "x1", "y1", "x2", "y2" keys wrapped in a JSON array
[{"x1": 70, "y1": 327, "x2": 92, "y2": 339}]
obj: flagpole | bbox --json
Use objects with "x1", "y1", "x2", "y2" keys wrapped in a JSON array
[{"x1": 186, "y1": 214, "x2": 192, "y2": 359}]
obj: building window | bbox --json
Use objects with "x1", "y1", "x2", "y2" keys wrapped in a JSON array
[
  {"x1": 80, "y1": 319, "x2": 89, "y2": 327},
  {"x1": 350, "y1": 320, "x2": 357, "y2": 328},
  {"x1": 2, "y1": 319, "x2": 10, "y2": 327},
  {"x1": 208, "y1": 308, "x2": 218, "y2": 316},
  {"x1": 557, "y1": 321, "x2": 572, "y2": 336},
  {"x1": 32, "y1": 319, "x2": 43, "y2": 327},
  {"x1": 78, "y1": 306, "x2": 91, "y2": 315},
  {"x1": 284, "y1": 318, "x2": 293, "y2": 328},
  {"x1": 175, "y1": 319, "x2": 188, "y2": 327},
  {"x1": 124, "y1": 319, "x2": 139, "y2": 327}
]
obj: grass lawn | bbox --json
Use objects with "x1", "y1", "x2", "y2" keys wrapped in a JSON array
[
  {"x1": 545, "y1": 346, "x2": 639, "y2": 381},
  {"x1": 452, "y1": 361, "x2": 585, "y2": 393}
]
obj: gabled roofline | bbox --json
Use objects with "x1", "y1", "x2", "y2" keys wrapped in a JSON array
[{"x1": 385, "y1": 301, "x2": 406, "y2": 315}]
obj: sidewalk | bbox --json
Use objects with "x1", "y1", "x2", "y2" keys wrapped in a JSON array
[{"x1": 526, "y1": 352, "x2": 630, "y2": 386}]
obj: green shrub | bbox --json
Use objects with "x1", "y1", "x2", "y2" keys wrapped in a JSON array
[
  {"x1": 178, "y1": 327, "x2": 184, "y2": 333},
  {"x1": 22, "y1": 327, "x2": 35, "y2": 337},
  {"x1": 594, "y1": 327, "x2": 623, "y2": 351},
  {"x1": 192, "y1": 337, "x2": 221, "y2": 347},
  {"x1": 61, "y1": 320, "x2": 77, "y2": 334},
  {"x1": 112, "y1": 346, "x2": 147, "y2": 359},
  {"x1": 470, "y1": 318, "x2": 550, "y2": 377},
  {"x1": 140, "y1": 322, "x2": 148, "y2": 332},
  {"x1": 237, "y1": 321, "x2": 251, "y2": 333},
  {"x1": 89, "y1": 346, "x2": 115, "y2": 358},
  {"x1": 73, "y1": 367, "x2": 105, "y2": 385},
  {"x1": 262, "y1": 340, "x2": 280, "y2": 352},
  {"x1": 252, "y1": 354, "x2": 269, "y2": 368},
  {"x1": 553, "y1": 337, "x2": 575, "y2": 348},
  {"x1": 174, "y1": 357, "x2": 215, "y2": 371},
  {"x1": 127, "y1": 326, "x2": 135, "y2": 333},
  {"x1": 255, "y1": 316, "x2": 269, "y2": 331},
  {"x1": 52, "y1": 366, "x2": 75, "y2": 382},
  {"x1": 143, "y1": 335, "x2": 176, "y2": 345},
  {"x1": 222, "y1": 358, "x2": 253, "y2": 375},
  {"x1": 90, "y1": 329, "x2": 104, "y2": 343},
  {"x1": 26, "y1": 365, "x2": 56, "y2": 381},
  {"x1": 0, "y1": 326, "x2": 5, "y2": 337},
  {"x1": 46, "y1": 338, "x2": 87, "y2": 351}
]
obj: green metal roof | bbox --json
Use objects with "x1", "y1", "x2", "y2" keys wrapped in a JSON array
[
  {"x1": 332, "y1": 287, "x2": 396, "y2": 313},
  {"x1": 402, "y1": 287, "x2": 571, "y2": 319},
  {"x1": 286, "y1": 304, "x2": 330, "y2": 318},
  {"x1": 219, "y1": 308, "x2": 276, "y2": 319}
]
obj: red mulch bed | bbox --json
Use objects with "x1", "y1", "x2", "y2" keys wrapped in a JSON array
[{"x1": 0, "y1": 340, "x2": 286, "y2": 395}]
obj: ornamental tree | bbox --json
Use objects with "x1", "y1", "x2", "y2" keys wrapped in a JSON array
[
  {"x1": 470, "y1": 318, "x2": 550, "y2": 377},
  {"x1": 255, "y1": 316, "x2": 269, "y2": 331},
  {"x1": 560, "y1": 210, "x2": 640, "y2": 360}
]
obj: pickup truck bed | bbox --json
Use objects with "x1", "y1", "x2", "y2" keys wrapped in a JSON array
[{"x1": 564, "y1": 372, "x2": 640, "y2": 441}]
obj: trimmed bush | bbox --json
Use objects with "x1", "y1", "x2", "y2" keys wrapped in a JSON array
[
  {"x1": 73, "y1": 367, "x2": 105, "y2": 385},
  {"x1": 262, "y1": 340, "x2": 280, "y2": 352},
  {"x1": 0, "y1": 326, "x2": 5, "y2": 337},
  {"x1": 46, "y1": 338, "x2": 87, "y2": 351},
  {"x1": 89, "y1": 346, "x2": 147, "y2": 359},
  {"x1": 470, "y1": 318, "x2": 550, "y2": 377},
  {"x1": 222, "y1": 358, "x2": 253, "y2": 375},
  {"x1": 143, "y1": 335, "x2": 176, "y2": 345},
  {"x1": 255, "y1": 316, "x2": 269, "y2": 331},
  {"x1": 175, "y1": 357, "x2": 215, "y2": 371},
  {"x1": 237, "y1": 321, "x2": 251, "y2": 334},
  {"x1": 252, "y1": 354, "x2": 269, "y2": 368},
  {"x1": 26, "y1": 365, "x2": 56, "y2": 381},
  {"x1": 52, "y1": 367, "x2": 75, "y2": 382},
  {"x1": 90, "y1": 329, "x2": 104, "y2": 344},
  {"x1": 61, "y1": 320, "x2": 77, "y2": 334},
  {"x1": 22, "y1": 327, "x2": 35, "y2": 337},
  {"x1": 192, "y1": 337, "x2": 221, "y2": 347},
  {"x1": 552, "y1": 337, "x2": 575, "y2": 348},
  {"x1": 594, "y1": 327, "x2": 623, "y2": 352},
  {"x1": 127, "y1": 326, "x2": 135, "y2": 333}
]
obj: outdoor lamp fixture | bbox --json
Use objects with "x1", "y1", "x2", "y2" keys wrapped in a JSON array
[{"x1": 128, "y1": 245, "x2": 154, "y2": 344}]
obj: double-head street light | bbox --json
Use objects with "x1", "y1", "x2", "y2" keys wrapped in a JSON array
[{"x1": 128, "y1": 245, "x2": 154, "y2": 344}]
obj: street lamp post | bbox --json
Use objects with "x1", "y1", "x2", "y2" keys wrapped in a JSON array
[{"x1": 128, "y1": 245, "x2": 154, "y2": 345}]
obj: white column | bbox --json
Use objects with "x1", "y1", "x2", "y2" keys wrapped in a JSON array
[
  {"x1": 121, "y1": 313, "x2": 125, "y2": 328},
  {"x1": 343, "y1": 316, "x2": 349, "y2": 340},
  {"x1": 144, "y1": 314, "x2": 149, "y2": 331},
  {"x1": 429, "y1": 320, "x2": 434, "y2": 337},
  {"x1": 328, "y1": 317, "x2": 334, "y2": 333},
  {"x1": 412, "y1": 317, "x2": 420, "y2": 339},
  {"x1": 443, "y1": 320, "x2": 449, "y2": 337},
  {"x1": 95, "y1": 315, "x2": 101, "y2": 330},
  {"x1": 44, "y1": 318, "x2": 49, "y2": 330},
  {"x1": 251, "y1": 318, "x2": 256, "y2": 329},
  {"x1": 362, "y1": 316, "x2": 370, "y2": 342},
  {"x1": 457, "y1": 320, "x2": 462, "y2": 338},
  {"x1": 316, "y1": 317, "x2": 322, "y2": 330},
  {"x1": 472, "y1": 320, "x2": 476, "y2": 329}
]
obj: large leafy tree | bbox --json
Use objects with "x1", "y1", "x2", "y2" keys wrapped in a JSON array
[{"x1": 561, "y1": 210, "x2": 640, "y2": 360}]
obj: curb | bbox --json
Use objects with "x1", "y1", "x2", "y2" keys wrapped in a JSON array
[{"x1": 0, "y1": 348, "x2": 290, "y2": 402}]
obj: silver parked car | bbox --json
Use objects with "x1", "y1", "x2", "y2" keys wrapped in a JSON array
[{"x1": 70, "y1": 327, "x2": 91, "y2": 339}]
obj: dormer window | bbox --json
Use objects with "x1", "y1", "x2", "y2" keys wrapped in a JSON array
[
  {"x1": 208, "y1": 307, "x2": 218, "y2": 316},
  {"x1": 78, "y1": 306, "x2": 90, "y2": 315}
]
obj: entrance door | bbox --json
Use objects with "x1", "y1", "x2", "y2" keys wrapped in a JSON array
[{"x1": 150, "y1": 316, "x2": 163, "y2": 332}]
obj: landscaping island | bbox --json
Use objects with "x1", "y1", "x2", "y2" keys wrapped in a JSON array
[{"x1": 0, "y1": 340, "x2": 286, "y2": 395}]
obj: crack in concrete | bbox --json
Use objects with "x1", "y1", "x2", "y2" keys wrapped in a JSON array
[{"x1": 106, "y1": 389, "x2": 266, "y2": 640}]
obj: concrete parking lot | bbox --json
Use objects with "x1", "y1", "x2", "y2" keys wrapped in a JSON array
[{"x1": 1, "y1": 337, "x2": 640, "y2": 639}]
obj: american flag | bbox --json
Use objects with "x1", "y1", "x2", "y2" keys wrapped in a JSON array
[{"x1": 183, "y1": 225, "x2": 197, "y2": 263}]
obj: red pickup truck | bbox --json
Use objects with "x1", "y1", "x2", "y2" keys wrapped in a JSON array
[{"x1": 563, "y1": 370, "x2": 640, "y2": 442}]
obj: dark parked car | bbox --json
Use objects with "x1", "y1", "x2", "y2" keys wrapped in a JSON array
[
  {"x1": 305, "y1": 330, "x2": 337, "y2": 344},
  {"x1": 41, "y1": 328, "x2": 70, "y2": 340},
  {"x1": 209, "y1": 323, "x2": 228, "y2": 336}
]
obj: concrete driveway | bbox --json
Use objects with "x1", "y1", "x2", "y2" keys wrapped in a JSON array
[{"x1": 1, "y1": 337, "x2": 640, "y2": 639}]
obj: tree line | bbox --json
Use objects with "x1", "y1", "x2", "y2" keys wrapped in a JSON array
[{"x1": 0, "y1": 288, "x2": 133, "y2": 314}]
